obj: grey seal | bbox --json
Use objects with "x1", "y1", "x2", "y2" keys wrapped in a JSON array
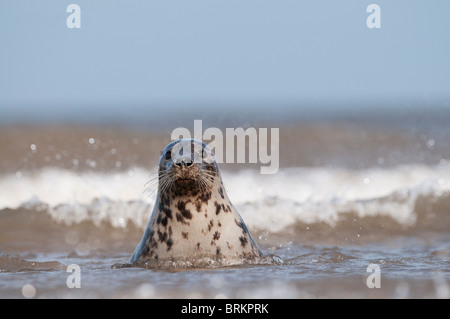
[{"x1": 130, "y1": 138, "x2": 262, "y2": 264}]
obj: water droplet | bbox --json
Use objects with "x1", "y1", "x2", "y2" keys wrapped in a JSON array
[
  {"x1": 30, "y1": 144, "x2": 37, "y2": 152},
  {"x1": 22, "y1": 284, "x2": 36, "y2": 298},
  {"x1": 89, "y1": 138, "x2": 95, "y2": 145},
  {"x1": 136, "y1": 283, "x2": 155, "y2": 298},
  {"x1": 86, "y1": 159, "x2": 96, "y2": 168}
]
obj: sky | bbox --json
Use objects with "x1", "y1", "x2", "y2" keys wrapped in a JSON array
[{"x1": 0, "y1": 0, "x2": 449, "y2": 123}]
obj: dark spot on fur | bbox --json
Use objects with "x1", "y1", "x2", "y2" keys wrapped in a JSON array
[
  {"x1": 195, "y1": 200, "x2": 202, "y2": 212},
  {"x1": 216, "y1": 247, "x2": 221, "y2": 256},
  {"x1": 197, "y1": 242, "x2": 201, "y2": 250},
  {"x1": 176, "y1": 212, "x2": 190, "y2": 225},
  {"x1": 197, "y1": 191, "x2": 211, "y2": 204},
  {"x1": 177, "y1": 201, "x2": 192, "y2": 220},
  {"x1": 177, "y1": 201, "x2": 186, "y2": 210},
  {"x1": 214, "y1": 201, "x2": 221, "y2": 215},
  {"x1": 218, "y1": 187, "x2": 224, "y2": 199},
  {"x1": 160, "y1": 194, "x2": 170, "y2": 207},
  {"x1": 146, "y1": 230, "x2": 157, "y2": 251},
  {"x1": 161, "y1": 216, "x2": 168, "y2": 227},
  {"x1": 218, "y1": 221, "x2": 222, "y2": 227},
  {"x1": 239, "y1": 236, "x2": 248, "y2": 247},
  {"x1": 182, "y1": 232, "x2": 189, "y2": 239},
  {"x1": 213, "y1": 231, "x2": 220, "y2": 241},
  {"x1": 158, "y1": 230, "x2": 167, "y2": 243},
  {"x1": 166, "y1": 238, "x2": 173, "y2": 251},
  {"x1": 208, "y1": 219, "x2": 214, "y2": 232},
  {"x1": 162, "y1": 207, "x2": 172, "y2": 219},
  {"x1": 181, "y1": 209, "x2": 192, "y2": 219}
]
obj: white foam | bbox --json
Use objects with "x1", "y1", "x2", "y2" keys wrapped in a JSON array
[
  {"x1": 226, "y1": 164, "x2": 450, "y2": 231},
  {"x1": 0, "y1": 167, "x2": 153, "y2": 209},
  {"x1": 1, "y1": 162, "x2": 449, "y2": 231},
  {"x1": 0, "y1": 167, "x2": 155, "y2": 228}
]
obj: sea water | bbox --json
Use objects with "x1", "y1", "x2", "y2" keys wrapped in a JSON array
[{"x1": 0, "y1": 114, "x2": 449, "y2": 298}]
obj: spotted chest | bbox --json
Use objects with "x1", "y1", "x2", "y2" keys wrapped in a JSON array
[{"x1": 140, "y1": 190, "x2": 262, "y2": 261}]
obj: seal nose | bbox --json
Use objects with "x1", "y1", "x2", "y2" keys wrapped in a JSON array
[{"x1": 174, "y1": 156, "x2": 193, "y2": 167}]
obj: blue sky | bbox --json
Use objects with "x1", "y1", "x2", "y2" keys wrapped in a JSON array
[{"x1": 1, "y1": 0, "x2": 449, "y2": 123}]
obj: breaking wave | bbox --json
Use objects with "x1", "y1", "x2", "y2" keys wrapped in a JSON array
[{"x1": 1, "y1": 163, "x2": 449, "y2": 240}]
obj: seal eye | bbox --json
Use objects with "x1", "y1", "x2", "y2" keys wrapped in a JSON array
[{"x1": 165, "y1": 151, "x2": 172, "y2": 160}]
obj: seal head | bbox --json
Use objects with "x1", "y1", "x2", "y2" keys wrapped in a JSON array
[{"x1": 130, "y1": 139, "x2": 262, "y2": 264}]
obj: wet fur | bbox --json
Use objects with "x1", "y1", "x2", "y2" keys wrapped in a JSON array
[{"x1": 130, "y1": 139, "x2": 262, "y2": 263}]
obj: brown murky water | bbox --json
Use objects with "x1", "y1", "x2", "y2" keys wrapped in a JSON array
[{"x1": 1, "y1": 119, "x2": 449, "y2": 298}]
